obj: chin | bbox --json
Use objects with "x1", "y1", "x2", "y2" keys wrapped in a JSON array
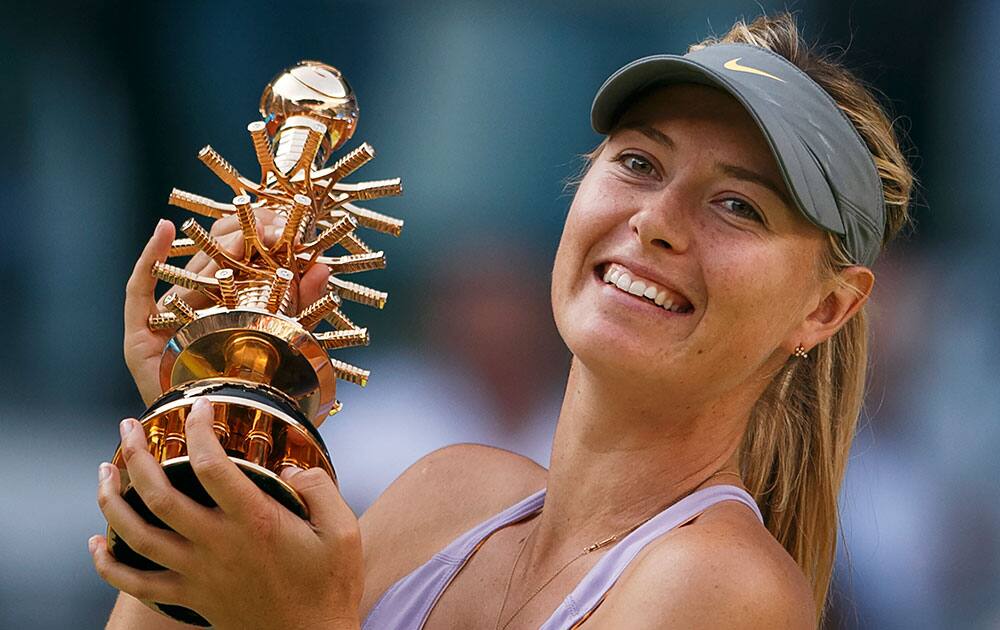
[{"x1": 560, "y1": 315, "x2": 681, "y2": 383}]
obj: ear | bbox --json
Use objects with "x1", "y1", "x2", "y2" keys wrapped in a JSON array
[{"x1": 788, "y1": 266, "x2": 875, "y2": 354}]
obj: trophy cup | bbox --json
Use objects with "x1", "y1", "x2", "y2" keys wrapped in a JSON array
[{"x1": 106, "y1": 60, "x2": 403, "y2": 626}]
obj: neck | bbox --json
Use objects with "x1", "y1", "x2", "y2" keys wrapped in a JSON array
[{"x1": 531, "y1": 357, "x2": 758, "y2": 559}]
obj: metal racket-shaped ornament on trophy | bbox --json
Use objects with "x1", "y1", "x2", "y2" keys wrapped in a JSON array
[{"x1": 106, "y1": 61, "x2": 403, "y2": 626}]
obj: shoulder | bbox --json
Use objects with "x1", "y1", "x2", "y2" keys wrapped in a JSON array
[
  {"x1": 583, "y1": 497, "x2": 815, "y2": 629},
  {"x1": 358, "y1": 443, "x2": 546, "y2": 616}
]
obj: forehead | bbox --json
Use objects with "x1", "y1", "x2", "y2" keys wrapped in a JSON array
[{"x1": 613, "y1": 84, "x2": 775, "y2": 163}]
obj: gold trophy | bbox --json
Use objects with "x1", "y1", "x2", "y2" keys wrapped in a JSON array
[{"x1": 107, "y1": 61, "x2": 403, "y2": 626}]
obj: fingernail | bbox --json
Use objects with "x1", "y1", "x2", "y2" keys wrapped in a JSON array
[
  {"x1": 88, "y1": 536, "x2": 99, "y2": 554},
  {"x1": 119, "y1": 419, "x2": 134, "y2": 439},
  {"x1": 99, "y1": 462, "x2": 112, "y2": 482},
  {"x1": 192, "y1": 397, "x2": 210, "y2": 414},
  {"x1": 274, "y1": 215, "x2": 287, "y2": 228},
  {"x1": 280, "y1": 465, "x2": 302, "y2": 480},
  {"x1": 157, "y1": 219, "x2": 169, "y2": 229},
  {"x1": 271, "y1": 225, "x2": 284, "y2": 240}
]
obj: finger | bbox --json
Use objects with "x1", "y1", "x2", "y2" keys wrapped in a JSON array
[
  {"x1": 90, "y1": 535, "x2": 189, "y2": 606},
  {"x1": 125, "y1": 220, "x2": 175, "y2": 334},
  {"x1": 208, "y1": 206, "x2": 282, "y2": 239},
  {"x1": 260, "y1": 214, "x2": 288, "y2": 248},
  {"x1": 184, "y1": 398, "x2": 264, "y2": 517},
  {"x1": 119, "y1": 418, "x2": 219, "y2": 541},
  {"x1": 97, "y1": 462, "x2": 193, "y2": 573},
  {"x1": 280, "y1": 466, "x2": 355, "y2": 534},
  {"x1": 298, "y1": 264, "x2": 331, "y2": 317},
  {"x1": 188, "y1": 230, "x2": 246, "y2": 275},
  {"x1": 157, "y1": 231, "x2": 246, "y2": 310},
  {"x1": 157, "y1": 207, "x2": 285, "y2": 309},
  {"x1": 208, "y1": 212, "x2": 242, "y2": 238}
]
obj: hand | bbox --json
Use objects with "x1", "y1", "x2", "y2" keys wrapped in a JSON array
[
  {"x1": 91, "y1": 398, "x2": 363, "y2": 630},
  {"x1": 124, "y1": 214, "x2": 331, "y2": 406}
]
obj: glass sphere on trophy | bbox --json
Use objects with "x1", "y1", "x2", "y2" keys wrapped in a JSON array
[{"x1": 105, "y1": 61, "x2": 403, "y2": 626}]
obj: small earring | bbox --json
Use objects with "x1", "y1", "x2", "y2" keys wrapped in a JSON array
[{"x1": 793, "y1": 344, "x2": 809, "y2": 359}]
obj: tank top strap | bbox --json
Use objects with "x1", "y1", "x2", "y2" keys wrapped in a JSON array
[
  {"x1": 539, "y1": 484, "x2": 762, "y2": 629},
  {"x1": 362, "y1": 488, "x2": 545, "y2": 629},
  {"x1": 436, "y1": 488, "x2": 547, "y2": 562}
]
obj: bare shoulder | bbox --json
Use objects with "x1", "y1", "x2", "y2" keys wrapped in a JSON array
[
  {"x1": 358, "y1": 443, "x2": 546, "y2": 617},
  {"x1": 583, "y1": 498, "x2": 816, "y2": 629}
]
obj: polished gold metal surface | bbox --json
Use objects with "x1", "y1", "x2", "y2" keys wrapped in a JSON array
[
  {"x1": 260, "y1": 60, "x2": 359, "y2": 163},
  {"x1": 157, "y1": 309, "x2": 338, "y2": 420},
  {"x1": 107, "y1": 59, "x2": 403, "y2": 626},
  {"x1": 152, "y1": 59, "x2": 402, "y2": 423},
  {"x1": 113, "y1": 387, "x2": 335, "y2": 479}
]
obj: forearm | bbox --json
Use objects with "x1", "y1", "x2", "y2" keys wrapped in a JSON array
[{"x1": 106, "y1": 592, "x2": 193, "y2": 629}]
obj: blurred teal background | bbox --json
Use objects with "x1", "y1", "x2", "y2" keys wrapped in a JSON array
[{"x1": 1, "y1": 1, "x2": 997, "y2": 628}]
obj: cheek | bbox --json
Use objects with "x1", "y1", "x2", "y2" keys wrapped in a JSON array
[
  {"x1": 551, "y1": 187, "x2": 623, "y2": 341},
  {"x1": 565, "y1": 179, "x2": 625, "y2": 243},
  {"x1": 550, "y1": 208, "x2": 587, "y2": 329},
  {"x1": 552, "y1": 181, "x2": 623, "y2": 293},
  {"x1": 699, "y1": 243, "x2": 808, "y2": 352}
]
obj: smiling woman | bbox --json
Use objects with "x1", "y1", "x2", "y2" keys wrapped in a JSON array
[
  {"x1": 96, "y1": 11, "x2": 913, "y2": 630},
  {"x1": 363, "y1": 13, "x2": 914, "y2": 628},
  {"x1": 557, "y1": 81, "x2": 869, "y2": 620}
]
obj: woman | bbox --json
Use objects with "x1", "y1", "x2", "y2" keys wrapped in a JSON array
[{"x1": 91, "y1": 13, "x2": 913, "y2": 629}]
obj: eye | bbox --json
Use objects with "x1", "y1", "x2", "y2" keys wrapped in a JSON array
[
  {"x1": 615, "y1": 153, "x2": 657, "y2": 177},
  {"x1": 719, "y1": 198, "x2": 764, "y2": 223}
]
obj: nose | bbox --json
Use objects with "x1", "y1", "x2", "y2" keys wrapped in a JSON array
[{"x1": 627, "y1": 191, "x2": 690, "y2": 253}]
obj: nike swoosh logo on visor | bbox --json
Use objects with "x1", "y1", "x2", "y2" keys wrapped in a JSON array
[{"x1": 723, "y1": 58, "x2": 785, "y2": 83}]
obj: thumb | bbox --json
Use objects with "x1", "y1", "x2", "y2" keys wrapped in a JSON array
[
  {"x1": 125, "y1": 219, "x2": 175, "y2": 334},
  {"x1": 281, "y1": 466, "x2": 354, "y2": 531}
]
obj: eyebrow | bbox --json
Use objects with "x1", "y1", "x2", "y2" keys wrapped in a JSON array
[
  {"x1": 614, "y1": 122, "x2": 793, "y2": 211},
  {"x1": 716, "y1": 163, "x2": 794, "y2": 211}
]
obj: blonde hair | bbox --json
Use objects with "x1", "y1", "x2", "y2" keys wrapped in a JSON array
[
  {"x1": 692, "y1": 13, "x2": 914, "y2": 623},
  {"x1": 574, "y1": 12, "x2": 915, "y2": 624}
]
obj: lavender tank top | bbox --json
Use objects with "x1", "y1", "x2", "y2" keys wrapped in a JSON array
[{"x1": 362, "y1": 484, "x2": 762, "y2": 629}]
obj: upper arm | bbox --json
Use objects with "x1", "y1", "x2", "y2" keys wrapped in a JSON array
[
  {"x1": 357, "y1": 443, "x2": 546, "y2": 618},
  {"x1": 582, "y1": 509, "x2": 815, "y2": 629}
]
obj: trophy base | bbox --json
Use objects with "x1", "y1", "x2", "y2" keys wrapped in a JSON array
[{"x1": 107, "y1": 379, "x2": 336, "y2": 626}]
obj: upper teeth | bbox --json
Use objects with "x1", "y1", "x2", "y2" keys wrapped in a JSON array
[{"x1": 602, "y1": 264, "x2": 691, "y2": 313}]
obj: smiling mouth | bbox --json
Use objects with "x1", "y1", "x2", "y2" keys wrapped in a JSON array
[{"x1": 594, "y1": 263, "x2": 694, "y2": 314}]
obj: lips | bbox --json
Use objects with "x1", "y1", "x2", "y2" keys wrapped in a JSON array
[{"x1": 594, "y1": 261, "x2": 694, "y2": 313}]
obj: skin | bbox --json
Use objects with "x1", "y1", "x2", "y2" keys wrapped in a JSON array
[{"x1": 92, "y1": 83, "x2": 874, "y2": 628}]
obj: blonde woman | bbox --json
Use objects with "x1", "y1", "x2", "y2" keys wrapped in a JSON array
[{"x1": 92, "y1": 13, "x2": 913, "y2": 629}]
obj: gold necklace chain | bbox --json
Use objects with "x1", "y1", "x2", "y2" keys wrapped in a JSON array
[{"x1": 493, "y1": 470, "x2": 743, "y2": 630}]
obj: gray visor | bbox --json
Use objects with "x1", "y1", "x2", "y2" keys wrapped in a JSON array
[{"x1": 591, "y1": 43, "x2": 884, "y2": 267}]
